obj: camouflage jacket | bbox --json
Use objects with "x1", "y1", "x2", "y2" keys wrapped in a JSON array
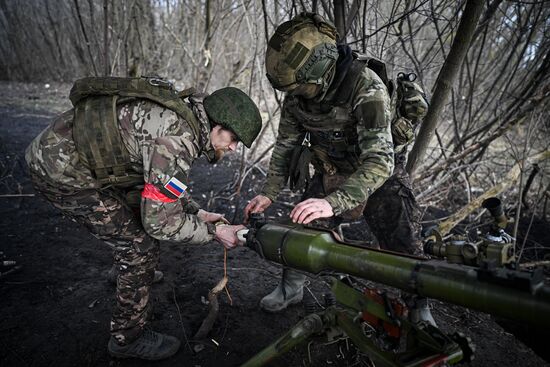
[
  {"x1": 25, "y1": 97, "x2": 217, "y2": 245},
  {"x1": 262, "y1": 67, "x2": 395, "y2": 216}
]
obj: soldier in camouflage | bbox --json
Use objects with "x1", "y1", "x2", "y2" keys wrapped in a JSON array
[
  {"x1": 25, "y1": 81, "x2": 262, "y2": 360},
  {"x1": 244, "y1": 13, "x2": 430, "y2": 323}
]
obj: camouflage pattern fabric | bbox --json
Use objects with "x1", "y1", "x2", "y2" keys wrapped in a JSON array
[
  {"x1": 29, "y1": 173, "x2": 158, "y2": 344},
  {"x1": 26, "y1": 99, "x2": 216, "y2": 243},
  {"x1": 363, "y1": 161, "x2": 423, "y2": 255},
  {"x1": 300, "y1": 162, "x2": 422, "y2": 255},
  {"x1": 25, "y1": 98, "x2": 217, "y2": 344},
  {"x1": 262, "y1": 67, "x2": 394, "y2": 216},
  {"x1": 262, "y1": 57, "x2": 422, "y2": 254}
]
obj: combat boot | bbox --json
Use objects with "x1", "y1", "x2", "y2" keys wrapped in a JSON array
[
  {"x1": 107, "y1": 265, "x2": 164, "y2": 285},
  {"x1": 108, "y1": 329, "x2": 180, "y2": 360},
  {"x1": 409, "y1": 297, "x2": 437, "y2": 327},
  {"x1": 260, "y1": 269, "x2": 306, "y2": 312}
]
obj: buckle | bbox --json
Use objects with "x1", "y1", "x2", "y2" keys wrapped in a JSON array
[
  {"x1": 143, "y1": 75, "x2": 173, "y2": 89},
  {"x1": 301, "y1": 132, "x2": 311, "y2": 147}
]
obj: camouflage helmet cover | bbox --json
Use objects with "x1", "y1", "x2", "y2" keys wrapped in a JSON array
[
  {"x1": 266, "y1": 13, "x2": 339, "y2": 92},
  {"x1": 203, "y1": 87, "x2": 262, "y2": 148}
]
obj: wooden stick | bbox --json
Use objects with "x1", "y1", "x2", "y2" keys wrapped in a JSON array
[
  {"x1": 0, "y1": 194, "x2": 35, "y2": 198},
  {"x1": 193, "y1": 276, "x2": 228, "y2": 340},
  {"x1": 437, "y1": 150, "x2": 550, "y2": 236}
]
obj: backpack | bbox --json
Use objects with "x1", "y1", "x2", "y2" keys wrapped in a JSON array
[
  {"x1": 69, "y1": 76, "x2": 200, "y2": 187},
  {"x1": 391, "y1": 72, "x2": 429, "y2": 147},
  {"x1": 333, "y1": 53, "x2": 429, "y2": 147}
]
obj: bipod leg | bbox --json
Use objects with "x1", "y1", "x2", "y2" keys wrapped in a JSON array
[{"x1": 241, "y1": 313, "x2": 325, "y2": 367}]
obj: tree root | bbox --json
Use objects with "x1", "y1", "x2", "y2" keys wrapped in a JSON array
[{"x1": 194, "y1": 276, "x2": 228, "y2": 340}]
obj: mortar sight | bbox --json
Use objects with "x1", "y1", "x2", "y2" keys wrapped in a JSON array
[{"x1": 248, "y1": 212, "x2": 266, "y2": 228}]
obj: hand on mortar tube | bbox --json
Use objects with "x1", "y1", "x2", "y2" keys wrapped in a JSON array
[
  {"x1": 243, "y1": 195, "x2": 272, "y2": 223},
  {"x1": 215, "y1": 224, "x2": 246, "y2": 250},
  {"x1": 197, "y1": 209, "x2": 243, "y2": 249}
]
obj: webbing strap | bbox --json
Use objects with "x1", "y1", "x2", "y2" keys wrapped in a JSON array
[
  {"x1": 74, "y1": 95, "x2": 142, "y2": 186},
  {"x1": 330, "y1": 60, "x2": 367, "y2": 106},
  {"x1": 70, "y1": 76, "x2": 201, "y2": 140},
  {"x1": 70, "y1": 76, "x2": 203, "y2": 187}
]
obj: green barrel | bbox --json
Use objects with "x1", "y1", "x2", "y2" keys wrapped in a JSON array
[{"x1": 249, "y1": 223, "x2": 550, "y2": 328}]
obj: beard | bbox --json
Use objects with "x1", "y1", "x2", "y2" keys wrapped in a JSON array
[{"x1": 209, "y1": 148, "x2": 226, "y2": 164}]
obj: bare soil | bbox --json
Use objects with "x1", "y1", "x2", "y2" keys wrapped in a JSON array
[{"x1": 0, "y1": 82, "x2": 549, "y2": 367}]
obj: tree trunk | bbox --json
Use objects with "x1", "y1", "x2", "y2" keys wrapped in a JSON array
[
  {"x1": 436, "y1": 150, "x2": 550, "y2": 236},
  {"x1": 333, "y1": 0, "x2": 346, "y2": 43},
  {"x1": 103, "y1": 0, "x2": 110, "y2": 76},
  {"x1": 406, "y1": 0, "x2": 485, "y2": 176}
]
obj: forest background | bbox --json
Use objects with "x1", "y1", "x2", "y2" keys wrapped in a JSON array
[
  {"x1": 1, "y1": 0, "x2": 549, "y2": 276},
  {"x1": 0, "y1": 1, "x2": 549, "y2": 366}
]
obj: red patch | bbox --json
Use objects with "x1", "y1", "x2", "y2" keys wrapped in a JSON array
[{"x1": 141, "y1": 183, "x2": 178, "y2": 203}]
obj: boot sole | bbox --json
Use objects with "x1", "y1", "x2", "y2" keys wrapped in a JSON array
[{"x1": 108, "y1": 339, "x2": 180, "y2": 361}]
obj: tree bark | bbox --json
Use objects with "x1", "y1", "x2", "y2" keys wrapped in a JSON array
[
  {"x1": 73, "y1": 0, "x2": 98, "y2": 76},
  {"x1": 103, "y1": 0, "x2": 110, "y2": 76},
  {"x1": 333, "y1": 0, "x2": 346, "y2": 43},
  {"x1": 406, "y1": 0, "x2": 485, "y2": 176}
]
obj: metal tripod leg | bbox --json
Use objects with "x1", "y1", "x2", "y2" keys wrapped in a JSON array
[{"x1": 240, "y1": 313, "x2": 325, "y2": 367}]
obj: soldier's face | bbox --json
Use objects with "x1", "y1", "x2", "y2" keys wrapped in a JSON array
[
  {"x1": 210, "y1": 125, "x2": 239, "y2": 162},
  {"x1": 288, "y1": 83, "x2": 321, "y2": 99}
]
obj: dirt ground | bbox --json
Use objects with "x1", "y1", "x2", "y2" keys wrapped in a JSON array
[{"x1": 1, "y1": 82, "x2": 549, "y2": 367}]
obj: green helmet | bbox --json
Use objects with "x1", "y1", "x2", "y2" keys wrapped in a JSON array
[
  {"x1": 203, "y1": 87, "x2": 262, "y2": 148},
  {"x1": 266, "y1": 13, "x2": 339, "y2": 92}
]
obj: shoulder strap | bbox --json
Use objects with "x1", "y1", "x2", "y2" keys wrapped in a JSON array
[
  {"x1": 70, "y1": 77, "x2": 201, "y2": 139},
  {"x1": 329, "y1": 54, "x2": 394, "y2": 107},
  {"x1": 73, "y1": 95, "x2": 143, "y2": 186},
  {"x1": 70, "y1": 77, "x2": 202, "y2": 187},
  {"x1": 330, "y1": 59, "x2": 367, "y2": 106}
]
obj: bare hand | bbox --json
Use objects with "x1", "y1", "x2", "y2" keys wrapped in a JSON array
[
  {"x1": 290, "y1": 198, "x2": 334, "y2": 224},
  {"x1": 243, "y1": 195, "x2": 273, "y2": 223},
  {"x1": 198, "y1": 209, "x2": 229, "y2": 224},
  {"x1": 215, "y1": 224, "x2": 246, "y2": 250}
]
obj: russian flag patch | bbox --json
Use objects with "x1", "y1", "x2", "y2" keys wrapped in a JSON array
[{"x1": 164, "y1": 176, "x2": 188, "y2": 198}]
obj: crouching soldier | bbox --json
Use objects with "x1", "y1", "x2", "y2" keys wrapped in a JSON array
[
  {"x1": 25, "y1": 77, "x2": 262, "y2": 360},
  {"x1": 244, "y1": 13, "x2": 433, "y2": 325}
]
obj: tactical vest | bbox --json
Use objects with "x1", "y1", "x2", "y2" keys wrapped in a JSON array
[
  {"x1": 289, "y1": 55, "x2": 427, "y2": 176},
  {"x1": 69, "y1": 76, "x2": 200, "y2": 187},
  {"x1": 287, "y1": 57, "x2": 385, "y2": 176}
]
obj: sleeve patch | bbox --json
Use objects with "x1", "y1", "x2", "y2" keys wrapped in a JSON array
[
  {"x1": 357, "y1": 100, "x2": 387, "y2": 129},
  {"x1": 163, "y1": 176, "x2": 188, "y2": 198}
]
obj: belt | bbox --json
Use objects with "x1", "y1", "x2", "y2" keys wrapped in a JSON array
[{"x1": 309, "y1": 129, "x2": 358, "y2": 150}]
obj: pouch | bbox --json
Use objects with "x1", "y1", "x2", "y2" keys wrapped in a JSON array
[{"x1": 288, "y1": 144, "x2": 313, "y2": 191}]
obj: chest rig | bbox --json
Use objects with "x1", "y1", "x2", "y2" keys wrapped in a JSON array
[
  {"x1": 69, "y1": 76, "x2": 200, "y2": 187},
  {"x1": 289, "y1": 57, "x2": 390, "y2": 176}
]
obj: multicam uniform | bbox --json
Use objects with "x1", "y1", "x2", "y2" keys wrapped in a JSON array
[
  {"x1": 262, "y1": 56, "x2": 422, "y2": 255},
  {"x1": 25, "y1": 97, "x2": 216, "y2": 344}
]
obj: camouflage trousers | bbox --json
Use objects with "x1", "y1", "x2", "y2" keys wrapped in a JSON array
[
  {"x1": 30, "y1": 173, "x2": 158, "y2": 345},
  {"x1": 305, "y1": 164, "x2": 423, "y2": 255}
]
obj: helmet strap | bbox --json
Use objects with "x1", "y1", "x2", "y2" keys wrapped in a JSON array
[{"x1": 314, "y1": 62, "x2": 337, "y2": 101}]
